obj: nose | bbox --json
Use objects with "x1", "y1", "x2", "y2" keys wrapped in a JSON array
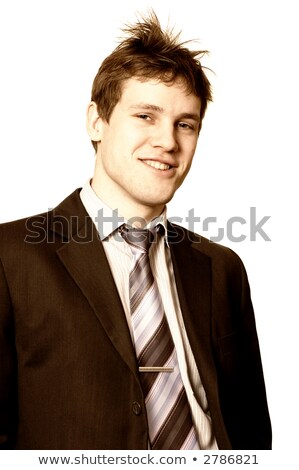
[{"x1": 150, "y1": 123, "x2": 179, "y2": 153}]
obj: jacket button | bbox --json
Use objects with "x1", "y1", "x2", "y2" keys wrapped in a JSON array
[{"x1": 132, "y1": 401, "x2": 142, "y2": 415}]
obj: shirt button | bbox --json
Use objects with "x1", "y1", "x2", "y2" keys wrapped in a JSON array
[{"x1": 132, "y1": 401, "x2": 142, "y2": 415}]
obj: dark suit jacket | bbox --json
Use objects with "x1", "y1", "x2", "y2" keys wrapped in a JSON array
[{"x1": 0, "y1": 189, "x2": 271, "y2": 450}]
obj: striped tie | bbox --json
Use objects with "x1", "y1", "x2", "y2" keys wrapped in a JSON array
[{"x1": 120, "y1": 224, "x2": 199, "y2": 450}]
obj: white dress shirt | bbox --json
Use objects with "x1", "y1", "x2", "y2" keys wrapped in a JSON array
[{"x1": 80, "y1": 180, "x2": 218, "y2": 450}]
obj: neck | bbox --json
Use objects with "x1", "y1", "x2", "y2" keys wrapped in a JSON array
[{"x1": 91, "y1": 175, "x2": 165, "y2": 228}]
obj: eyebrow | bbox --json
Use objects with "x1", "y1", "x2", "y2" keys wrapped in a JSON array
[{"x1": 129, "y1": 103, "x2": 201, "y2": 122}]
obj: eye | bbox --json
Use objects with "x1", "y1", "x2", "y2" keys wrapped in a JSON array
[
  {"x1": 177, "y1": 122, "x2": 194, "y2": 130},
  {"x1": 137, "y1": 114, "x2": 152, "y2": 121}
]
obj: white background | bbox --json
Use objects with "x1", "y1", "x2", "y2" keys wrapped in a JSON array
[{"x1": 0, "y1": 0, "x2": 298, "y2": 458}]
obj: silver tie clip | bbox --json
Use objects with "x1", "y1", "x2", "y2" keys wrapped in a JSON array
[{"x1": 139, "y1": 366, "x2": 174, "y2": 373}]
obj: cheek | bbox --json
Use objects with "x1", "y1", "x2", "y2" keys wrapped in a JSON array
[
  {"x1": 101, "y1": 133, "x2": 126, "y2": 167},
  {"x1": 183, "y1": 147, "x2": 196, "y2": 169},
  {"x1": 180, "y1": 136, "x2": 197, "y2": 157}
]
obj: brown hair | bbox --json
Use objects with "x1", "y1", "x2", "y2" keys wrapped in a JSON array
[{"x1": 91, "y1": 11, "x2": 212, "y2": 150}]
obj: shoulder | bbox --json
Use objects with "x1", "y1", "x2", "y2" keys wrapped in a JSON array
[
  {"x1": 0, "y1": 213, "x2": 43, "y2": 243},
  {"x1": 168, "y1": 222, "x2": 247, "y2": 277},
  {"x1": 0, "y1": 189, "x2": 84, "y2": 256},
  {"x1": 0, "y1": 210, "x2": 50, "y2": 270}
]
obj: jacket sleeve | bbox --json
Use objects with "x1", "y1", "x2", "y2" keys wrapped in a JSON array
[
  {"x1": 217, "y1": 252, "x2": 272, "y2": 449},
  {"x1": 238, "y1": 257, "x2": 272, "y2": 449},
  {"x1": 0, "y1": 258, "x2": 18, "y2": 449}
]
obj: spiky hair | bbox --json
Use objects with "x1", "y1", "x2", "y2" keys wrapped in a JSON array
[{"x1": 91, "y1": 10, "x2": 212, "y2": 149}]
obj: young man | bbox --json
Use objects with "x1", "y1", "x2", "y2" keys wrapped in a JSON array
[{"x1": 0, "y1": 12, "x2": 271, "y2": 450}]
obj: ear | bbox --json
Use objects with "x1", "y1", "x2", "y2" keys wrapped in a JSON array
[{"x1": 86, "y1": 101, "x2": 104, "y2": 142}]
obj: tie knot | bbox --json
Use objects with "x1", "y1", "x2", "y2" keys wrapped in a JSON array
[{"x1": 120, "y1": 224, "x2": 164, "y2": 253}]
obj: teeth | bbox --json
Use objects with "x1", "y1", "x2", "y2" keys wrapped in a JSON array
[{"x1": 143, "y1": 160, "x2": 171, "y2": 170}]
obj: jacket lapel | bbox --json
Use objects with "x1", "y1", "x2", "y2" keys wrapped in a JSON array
[
  {"x1": 168, "y1": 222, "x2": 231, "y2": 448},
  {"x1": 49, "y1": 189, "x2": 138, "y2": 376},
  {"x1": 167, "y1": 221, "x2": 212, "y2": 360}
]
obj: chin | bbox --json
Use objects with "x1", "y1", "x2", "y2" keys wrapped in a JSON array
[
  {"x1": 137, "y1": 190, "x2": 176, "y2": 211},
  {"x1": 147, "y1": 198, "x2": 173, "y2": 210}
]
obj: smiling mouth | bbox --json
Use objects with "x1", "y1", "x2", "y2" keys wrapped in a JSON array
[{"x1": 143, "y1": 159, "x2": 172, "y2": 171}]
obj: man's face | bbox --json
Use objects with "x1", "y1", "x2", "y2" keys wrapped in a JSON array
[{"x1": 93, "y1": 77, "x2": 201, "y2": 218}]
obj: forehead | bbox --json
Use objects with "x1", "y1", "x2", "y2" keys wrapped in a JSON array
[{"x1": 118, "y1": 77, "x2": 201, "y2": 114}]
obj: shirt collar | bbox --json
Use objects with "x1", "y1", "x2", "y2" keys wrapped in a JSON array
[{"x1": 80, "y1": 180, "x2": 169, "y2": 245}]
